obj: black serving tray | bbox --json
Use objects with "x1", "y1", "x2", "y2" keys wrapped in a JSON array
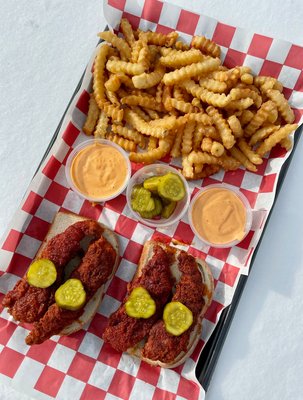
[{"x1": 33, "y1": 40, "x2": 303, "y2": 393}]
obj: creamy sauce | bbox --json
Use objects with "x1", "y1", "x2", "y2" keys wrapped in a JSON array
[
  {"x1": 70, "y1": 142, "x2": 128, "y2": 199},
  {"x1": 191, "y1": 188, "x2": 247, "y2": 245}
]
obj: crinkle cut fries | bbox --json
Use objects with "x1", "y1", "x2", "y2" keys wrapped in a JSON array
[{"x1": 82, "y1": 18, "x2": 297, "y2": 180}]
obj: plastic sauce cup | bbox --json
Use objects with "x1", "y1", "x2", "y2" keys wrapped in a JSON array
[
  {"x1": 65, "y1": 139, "x2": 131, "y2": 203},
  {"x1": 188, "y1": 184, "x2": 253, "y2": 248}
]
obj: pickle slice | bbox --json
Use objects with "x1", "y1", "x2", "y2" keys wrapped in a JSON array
[
  {"x1": 158, "y1": 173, "x2": 185, "y2": 202},
  {"x1": 131, "y1": 184, "x2": 143, "y2": 198},
  {"x1": 125, "y1": 287, "x2": 156, "y2": 319},
  {"x1": 161, "y1": 201, "x2": 177, "y2": 219},
  {"x1": 131, "y1": 186, "x2": 155, "y2": 212},
  {"x1": 139, "y1": 197, "x2": 163, "y2": 219},
  {"x1": 55, "y1": 279, "x2": 86, "y2": 311},
  {"x1": 143, "y1": 176, "x2": 163, "y2": 192},
  {"x1": 27, "y1": 259, "x2": 57, "y2": 288},
  {"x1": 163, "y1": 301, "x2": 193, "y2": 336}
]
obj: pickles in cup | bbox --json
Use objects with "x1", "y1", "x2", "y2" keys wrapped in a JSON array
[
  {"x1": 130, "y1": 172, "x2": 185, "y2": 220},
  {"x1": 126, "y1": 164, "x2": 190, "y2": 228}
]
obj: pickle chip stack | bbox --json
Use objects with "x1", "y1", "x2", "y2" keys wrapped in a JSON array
[{"x1": 131, "y1": 172, "x2": 185, "y2": 219}]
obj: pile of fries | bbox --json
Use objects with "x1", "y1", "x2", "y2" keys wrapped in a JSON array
[{"x1": 83, "y1": 18, "x2": 298, "y2": 180}]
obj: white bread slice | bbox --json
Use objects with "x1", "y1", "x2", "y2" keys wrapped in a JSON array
[
  {"x1": 34, "y1": 210, "x2": 119, "y2": 336},
  {"x1": 126, "y1": 240, "x2": 214, "y2": 368}
]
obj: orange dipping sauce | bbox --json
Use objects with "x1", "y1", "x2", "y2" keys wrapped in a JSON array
[
  {"x1": 190, "y1": 187, "x2": 249, "y2": 246},
  {"x1": 70, "y1": 142, "x2": 129, "y2": 200}
]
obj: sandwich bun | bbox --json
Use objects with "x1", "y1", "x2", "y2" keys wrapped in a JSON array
[
  {"x1": 34, "y1": 210, "x2": 119, "y2": 336},
  {"x1": 124, "y1": 240, "x2": 214, "y2": 368}
]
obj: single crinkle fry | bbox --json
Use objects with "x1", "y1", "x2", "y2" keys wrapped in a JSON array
[
  {"x1": 132, "y1": 62, "x2": 165, "y2": 89},
  {"x1": 174, "y1": 40, "x2": 190, "y2": 51},
  {"x1": 116, "y1": 72, "x2": 134, "y2": 89},
  {"x1": 186, "y1": 112, "x2": 212, "y2": 125},
  {"x1": 211, "y1": 141, "x2": 225, "y2": 157},
  {"x1": 131, "y1": 106, "x2": 151, "y2": 122},
  {"x1": 121, "y1": 94, "x2": 163, "y2": 111},
  {"x1": 244, "y1": 101, "x2": 276, "y2": 136},
  {"x1": 188, "y1": 151, "x2": 240, "y2": 170},
  {"x1": 105, "y1": 74, "x2": 121, "y2": 92},
  {"x1": 267, "y1": 106, "x2": 278, "y2": 124},
  {"x1": 180, "y1": 79, "x2": 231, "y2": 108},
  {"x1": 159, "y1": 48, "x2": 204, "y2": 68},
  {"x1": 266, "y1": 89, "x2": 295, "y2": 124},
  {"x1": 256, "y1": 124, "x2": 298, "y2": 156},
  {"x1": 241, "y1": 73, "x2": 254, "y2": 85},
  {"x1": 203, "y1": 125, "x2": 221, "y2": 141},
  {"x1": 131, "y1": 40, "x2": 142, "y2": 63},
  {"x1": 280, "y1": 136, "x2": 293, "y2": 151},
  {"x1": 211, "y1": 67, "x2": 240, "y2": 82},
  {"x1": 140, "y1": 31, "x2": 178, "y2": 47},
  {"x1": 83, "y1": 94, "x2": 100, "y2": 135},
  {"x1": 239, "y1": 110, "x2": 255, "y2": 126},
  {"x1": 93, "y1": 44, "x2": 112, "y2": 109},
  {"x1": 170, "y1": 98, "x2": 199, "y2": 114},
  {"x1": 191, "y1": 35, "x2": 221, "y2": 58},
  {"x1": 227, "y1": 115, "x2": 243, "y2": 138},
  {"x1": 162, "y1": 85, "x2": 173, "y2": 112},
  {"x1": 229, "y1": 87, "x2": 262, "y2": 108},
  {"x1": 111, "y1": 124, "x2": 145, "y2": 148},
  {"x1": 181, "y1": 120, "x2": 196, "y2": 156},
  {"x1": 254, "y1": 76, "x2": 283, "y2": 93},
  {"x1": 170, "y1": 126, "x2": 183, "y2": 158},
  {"x1": 206, "y1": 106, "x2": 236, "y2": 149},
  {"x1": 155, "y1": 82, "x2": 164, "y2": 104},
  {"x1": 137, "y1": 37, "x2": 150, "y2": 71},
  {"x1": 237, "y1": 138, "x2": 263, "y2": 165},
  {"x1": 194, "y1": 164, "x2": 221, "y2": 180},
  {"x1": 129, "y1": 134, "x2": 174, "y2": 163},
  {"x1": 201, "y1": 137, "x2": 225, "y2": 157},
  {"x1": 124, "y1": 109, "x2": 168, "y2": 138},
  {"x1": 107, "y1": 133, "x2": 136, "y2": 152},
  {"x1": 229, "y1": 147, "x2": 257, "y2": 172},
  {"x1": 248, "y1": 125, "x2": 280, "y2": 146},
  {"x1": 148, "y1": 45, "x2": 159, "y2": 64},
  {"x1": 182, "y1": 156, "x2": 194, "y2": 179},
  {"x1": 193, "y1": 123, "x2": 205, "y2": 150},
  {"x1": 224, "y1": 98, "x2": 254, "y2": 111},
  {"x1": 98, "y1": 31, "x2": 131, "y2": 61},
  {"x1": 94, "y1": 110, "x2": 109, "y2": 138},
  {"x1": 201, "y1": 137, "x2": 213, "y2": 153},
  {"x1": 199, "y1": 77, "x2": 227, "y2": 93},
  {"x1": 192, "y1": 98, "x2": 202, "y2": 108},
  {"x1": 106, "y1": 59, "x2": 145, "y2": 76},
  {"x1": 101, "y1": 101, "x2": 124, "y2": 123},
  {"x1": 148, "y1": 115, "x2": 177, "y2": 130},
  {"x1": 120, "y1": 18, "x2": 135, "y2": 47},
  {"x1": 105, "y1": 89, "x2": 120, "y2": 106},
  {"x1": 162, "y1": 58, "x2": 221, "y2": 86}
]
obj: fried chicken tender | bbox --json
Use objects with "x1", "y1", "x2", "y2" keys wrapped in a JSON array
[
  {"x1": 103, "y1": 246, "x2": 174, "y2": 352},
  {"x1": 2, "y1": 220, "x2": 104, "y2": 324},
  {"x1": 26, "y1": 236, "x2": 116, "y2": 345},
  {"x1": 142, "y1": 252, "x2": 204, "y2": 363}
]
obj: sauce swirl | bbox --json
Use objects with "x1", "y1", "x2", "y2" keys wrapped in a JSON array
[
  {"x1": 191, "y1": 187, "x2": 247, "y2": 245},
  {"x1": 70, "y1": 142, "x2": 128, "y2": 200}
]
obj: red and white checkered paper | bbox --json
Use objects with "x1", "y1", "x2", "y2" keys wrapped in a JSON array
[{"x1": 0, "y1": 0, "x2": 303, "y2": 399}]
